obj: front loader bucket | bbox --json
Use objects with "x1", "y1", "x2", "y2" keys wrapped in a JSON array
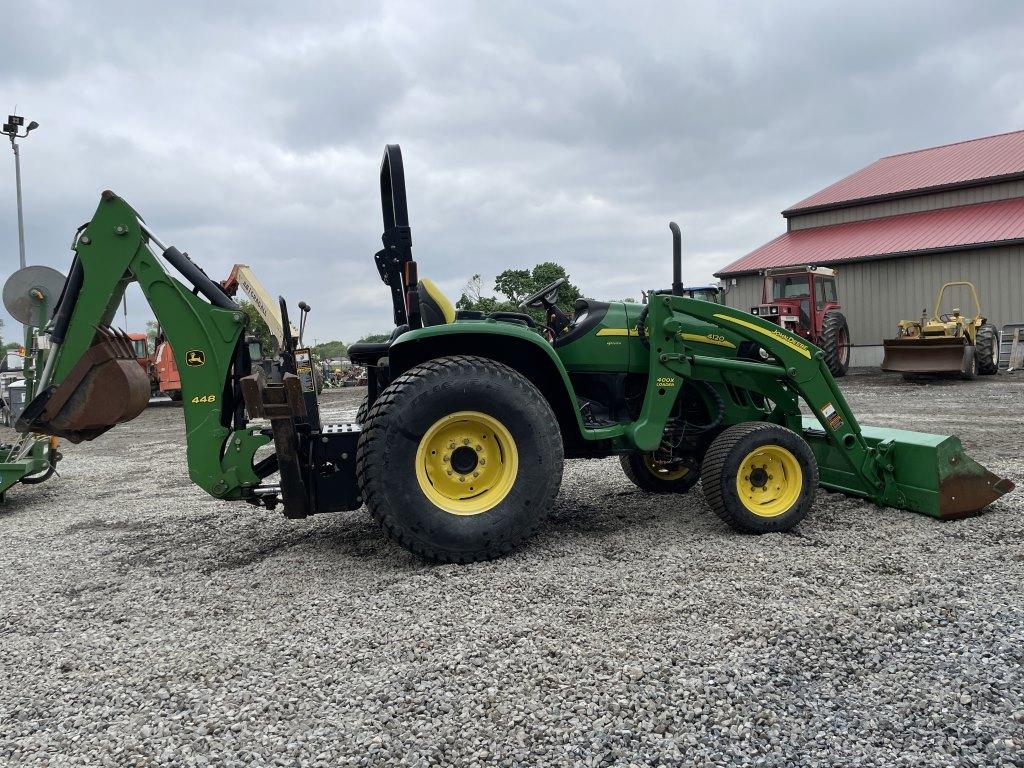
[
  {"x1": 881, "y1": 337, "x2": 971, "y2": 375},
  {"x1": 803, "y1": 419, "x2": 1014, "y2": 519},
  {"x1": 17, "y1": 327, "x2": 151, "y2": 443}
]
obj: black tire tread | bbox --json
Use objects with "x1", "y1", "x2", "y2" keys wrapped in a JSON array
[
  {"x1": 961, "y1": 351, "x2": 977, "y2": 381},
  {"x1": 700, "y1": 421, "x2": 818, "y2": 533},
  {"x1": 619, "y1": 453, "x2": 699, "y2": 494},
  {"x1": 820, "y1": 311, "x2": 850, "y2": 378},
  {"x1": 356, "y1": 355, "x2": 563, "y2": 563},
  {"x1": 975, "y1": 324, "x2": 999, "y2": 375}
]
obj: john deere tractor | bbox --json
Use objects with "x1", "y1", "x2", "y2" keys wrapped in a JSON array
[{"x1": 3, "y1": 145, "x2": 1012, "y2": 562}]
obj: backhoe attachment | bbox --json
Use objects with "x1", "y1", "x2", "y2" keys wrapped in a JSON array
[{"x1": 17, "y1": 326, "x2": 150, "y2": 443}]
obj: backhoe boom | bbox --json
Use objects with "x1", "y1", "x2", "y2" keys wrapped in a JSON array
[{"x1": 18, "y1": 191, "x2": 270, "y2": 499}]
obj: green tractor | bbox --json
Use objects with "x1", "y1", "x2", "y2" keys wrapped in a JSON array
[{"x1": 6, "y1": 145, "x2": 1012, "y2": 562}]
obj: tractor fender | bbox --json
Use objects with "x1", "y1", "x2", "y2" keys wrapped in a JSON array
[{"x1": 387, "y1": 323, "x2": 588, "y2": 449}]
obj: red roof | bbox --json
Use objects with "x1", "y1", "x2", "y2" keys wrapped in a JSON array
[
  {"x1": 786, "y1": 129, "x2": 1024, "y2": 214},
  {"x1": 717, "y1": 197, "x2": 1024, "y2": 276}
]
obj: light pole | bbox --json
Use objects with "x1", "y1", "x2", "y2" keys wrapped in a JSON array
[{"x1": 2, "y1": 114, "x2": 40, "y2": 270}]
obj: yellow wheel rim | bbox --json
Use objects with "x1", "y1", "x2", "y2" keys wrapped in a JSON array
[
  {"x1": 642, "y1": 454, "x2": 691, "y2": 481},
  {"x1": 735, "y1": 444, "x2": 803, "y2": 518},
  {"x1": 414, "y1": 411, "x2": 519, "y2": 516}
]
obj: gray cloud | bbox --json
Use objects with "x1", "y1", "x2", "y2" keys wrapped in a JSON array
[{"x1": 1, "y1": 0, "x2": 1023, "y2": 343}]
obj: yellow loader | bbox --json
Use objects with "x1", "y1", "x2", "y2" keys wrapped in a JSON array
[{"x1": 882, "y1": 281, "x2": 999, "y2": 379}]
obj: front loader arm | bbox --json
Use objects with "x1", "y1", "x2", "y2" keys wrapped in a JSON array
[
  {"x1": 637, "y1": 295, "x2": 1010, "y2": 518},
  {"x1": 629, "y1": 294, "x2": 874, "y2": 475},
  {"x1": 23, "y1": 192, "x2": 269, "y2": 498}
]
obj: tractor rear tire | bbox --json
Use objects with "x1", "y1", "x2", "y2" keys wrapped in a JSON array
[
  {"x1": 976, "y1": 324, "x2": 999, "y2": 375},
  {"x1": 700, "y1": 422, "x2": 817, "y2": 534},
  {"x1": 355, "y1": 395, "x2": 368, "y2": 424},
  {"x1": 356, "y1": 355, "x2": 564, "y2": 563},
  {"x1": 820, "y1": 311, "x2": 850, "y2": 377},
  {"x1": 620, "y1": 453, "x2": 699, "y2": 493}
]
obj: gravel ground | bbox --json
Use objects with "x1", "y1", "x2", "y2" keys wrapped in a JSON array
[{"x1": 1, "y1": 369, "x2": 1022, "y2": 767}]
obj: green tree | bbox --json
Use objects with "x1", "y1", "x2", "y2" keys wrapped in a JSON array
[
  {"x1": 458, "y1": 262, "x2": 582, "y2": 323},
  {"x1": 455, "y1": 274, "x2": 507, "y2": 314},
  {"x1": 357, "y1": 332, "x2": 391, "y2": 344},
  {"x1": 4, "y1": 342, "x2": 20, "y2": 351},
  {"x1": 145, "y1": 319, "x2": 159, "y2": 353},
  {"x1": 314, "y1": 340, "x2": 348, "y2": 359},
  {"x1": 239, "y1": 300, "x2": 274, "y2": 352}
]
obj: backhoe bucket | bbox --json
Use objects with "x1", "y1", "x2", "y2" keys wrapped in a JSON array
[
  {"x1": 804, "y1": 419, "x2": 1014, "y2": 519},
  {"x1": 17, "y1": 327, "x2": 151, "y2": 443},
  {"x1": 881, "y1": 337, "x2": 971, "y2": 375}
]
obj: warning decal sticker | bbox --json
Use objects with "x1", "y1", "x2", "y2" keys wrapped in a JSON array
[{"x1": 821, "y1": 402, "x2": 844, "y2": 431}]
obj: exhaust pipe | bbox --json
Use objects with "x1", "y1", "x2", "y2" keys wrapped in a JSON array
[{"x1": 669, "y1": 221, "x2": 682, "y2": 297}]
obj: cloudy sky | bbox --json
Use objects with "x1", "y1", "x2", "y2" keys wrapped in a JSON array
[{"x1": 2, "y1": 0, "x2": 1023, "y2": 344}]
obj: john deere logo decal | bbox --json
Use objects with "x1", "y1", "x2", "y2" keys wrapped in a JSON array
[{"x1": 186, "y1": 349, "x2": 206, "y2": 367}]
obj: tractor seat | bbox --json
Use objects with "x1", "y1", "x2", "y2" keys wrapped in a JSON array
[
  {"x1": 348, "y1": 279, "x2": 453, "y2": 366},
  {"x1": 417, "y1": 278, "x2": 455, "y2": 327}
]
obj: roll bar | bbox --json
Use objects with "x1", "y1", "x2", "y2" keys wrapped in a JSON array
[
  {"x1": 374, "y1": 144, "x2": 420, "y2": 329},
  {"x1": 933, "y1": 281, "x2": 982, "y2": 320}
]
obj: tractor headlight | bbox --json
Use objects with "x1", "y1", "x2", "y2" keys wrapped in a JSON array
[
  {"x1": 770, "y1": 306, "x2": 780, "y2": 315},
  {"x1": 750, "y1": 307, "x2": 759, "y2": 315},
  {"x1": 758, "y1": 347, "x2": 770, "y2": 360}
]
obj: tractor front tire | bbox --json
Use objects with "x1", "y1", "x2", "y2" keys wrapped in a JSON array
[
  {"x1": 820, "y1": 311, "x2": 850, "y2": 377},
  {"x1": 961, "y1": 349, "x2": 977, "y2": 381},
  {"x1": 620, "y1": 453, "x2": 699, "y2": 494},
  {"x1": 356, "y1": 355, "x2": 564, "y2": 563},
  {"x1": 976, "y1": 324, "x2": 999, "y2": 375},
  {"x1": 700, "y1": 422, "x2": 817, "y2": 534}
]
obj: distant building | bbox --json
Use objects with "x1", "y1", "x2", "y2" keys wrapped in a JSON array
[{"x1": 717, "y1": 130, "x2": 1024, "y2": 366}]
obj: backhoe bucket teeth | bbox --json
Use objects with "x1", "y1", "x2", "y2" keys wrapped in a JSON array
[
  {"x1": 804, "y1": 419, "x2": 1014, "y2": 519},
  {"x1": 17, "y1": 326, "x2": 151, "y2": 443},
  {"x1": 881, "y1": 337, "x2": 971, "y2": 375}
]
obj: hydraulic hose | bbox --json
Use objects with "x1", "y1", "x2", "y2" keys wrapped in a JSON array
[
  {"x1": 682, "y1": 380, "x2": 725, "y2": 432},
  {"x1": 636, "y1": 305, "x2": 649, "y2": 348}
]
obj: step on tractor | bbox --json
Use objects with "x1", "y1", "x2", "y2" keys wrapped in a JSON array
[
  {"x1": 749, "y1": 266, "x2": 850, "y2": 377},
  {"x1": 881, "y1": 281, "x2": 999, "y2": 380},
  {"x1": 3, "y1": 145, "x2": 1013, "y2": 562}
]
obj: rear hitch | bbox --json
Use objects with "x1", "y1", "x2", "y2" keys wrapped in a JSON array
[{"x1": 240, "y1": 371, "x2": 363, "y2": 518}]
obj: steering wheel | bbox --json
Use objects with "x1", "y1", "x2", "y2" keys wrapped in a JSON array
[
  {"x1": 519, "y1": 277, "x2": 567, "y2": 310},
  {"x1": 518, "y1": 277, "x2": 571, "y2": 340}
]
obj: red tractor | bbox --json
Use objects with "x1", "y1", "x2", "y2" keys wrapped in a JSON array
[{"x1": 748, "y1": 266, "x2": 850, "y2": 377}]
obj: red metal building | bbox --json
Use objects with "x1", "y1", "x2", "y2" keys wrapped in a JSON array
[{"x1": 717, "y1": 130, "x2": 1024, "y2": 366}]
